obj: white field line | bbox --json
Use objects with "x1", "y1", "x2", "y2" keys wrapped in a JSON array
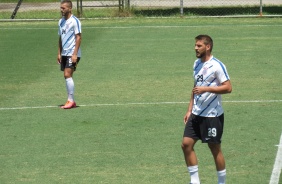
[
  {"x1": 270, "y1": 133, "x2": 282, "y2": 184},
  {"x1": 0, "y1": 100, "x2": 281, "y2": 111}
]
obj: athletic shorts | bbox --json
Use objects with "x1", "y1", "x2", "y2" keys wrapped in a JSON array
[
  {"x1": 183, "y1": 113, "x2": 224, "y2": 144},
  {"x1": 60, "y1": 56, "x2": 80, "y2": 71}
]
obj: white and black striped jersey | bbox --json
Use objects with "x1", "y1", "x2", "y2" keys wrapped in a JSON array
[
  {"x1": 58, "y1": 15, "x2": 81, "y2": 57},
  {"x1": 192, "y1": 56, "x2": 230, "y2": 117}
]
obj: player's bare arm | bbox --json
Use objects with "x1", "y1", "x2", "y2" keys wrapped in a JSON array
[
  {"x1": 72, "y1": 33, "x2": 81, "y2": 63},
  {"x1": 193, "y1": 80, "x2": 232, "y2": 95},
  {"x1": 184, "y1": 91, "x2": 194, "y2": 124},
  {"x1": 57, "y1": 36, "x2": 62, "y2": 64}
]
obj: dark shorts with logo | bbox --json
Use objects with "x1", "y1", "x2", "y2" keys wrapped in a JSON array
[
  {"x1": 183, "y1": 113, "x2": 224, "y2": 144},
  {"x1": 60, "y1": 56, "x2": 80, "y2": 71}
]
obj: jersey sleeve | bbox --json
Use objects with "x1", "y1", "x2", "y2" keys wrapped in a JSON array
[
  {"x1": 216, "y1": 62, "x2": 230, "y2": 84},
  {"x1": 73, "y1": 18, "x2": 82, "y2": 35},
  {"x1": 58, "y1": 20, "x2": 61, "y2": 36}
]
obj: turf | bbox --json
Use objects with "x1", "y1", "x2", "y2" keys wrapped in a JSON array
[{"x1": 0, "y1": 18, "x2": 282, "y2": 183}]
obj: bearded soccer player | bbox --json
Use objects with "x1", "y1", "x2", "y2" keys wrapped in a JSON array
[
  {"x1": 57, "y1": 0, "x2": 82, "y2": 109},
  {"x1": 181, "y1": 35, "x2": 232, "y2": 184}
]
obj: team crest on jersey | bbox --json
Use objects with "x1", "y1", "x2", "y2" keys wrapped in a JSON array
[
  {"x1": 202, "y1": 67, "x2": 208, "y2": 75},
  {"x1": 66, "y1": 23, "x2": 69, "y2": 30}
]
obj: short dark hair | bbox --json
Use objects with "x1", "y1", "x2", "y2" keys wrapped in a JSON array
[
  {"x1": 195, "y1": 35, "x2": 213, "y2": 52},
  {"x1": 61, "y1": 0, "x2": 72, "y2": 8}
]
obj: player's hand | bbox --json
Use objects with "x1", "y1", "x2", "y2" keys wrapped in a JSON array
[
  {"x1": 183, "y1": 112, "x2": 191, "y2": 124},
  {"x1": 57, "y1": 55, "x2": 61, "y2": 64},
  {"x1": 72, "y1": 54, "x2": 77, "y2": 64},
  {"x1": 193, "y1": 86, "x2": 206, "y2": 95}
]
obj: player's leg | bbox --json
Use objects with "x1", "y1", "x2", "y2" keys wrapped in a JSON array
[
  {"x1": 208, "y1": 143, "x2": 225, "y2": 170},
  {"x1": 64, "y1": 67, "x2": 74, "y2": 79},
  {"x1": 208, "y1": 143, "x2": 226, "y2": 184},
  {"x1": 204, "y1": 114, "x2": 226, "y2": 184},
  {"x1": 182, "y1": 137, "x2": 198, "y2": 166},
  {"x1": 64, "y1": 67, "x2": 75, "y2": 101},
  {"x1": 182, "y1": 114, "x2": 201, "y2": 184},
  {"x1": 182, "y1": 137, "x2": 200, "y2": 184},
  {"x1": 61, "y1": 67, "x2": 76, "y2": 109},
  {"x1": 60, "y1": 56, "x2": 76, "y2": 109}
]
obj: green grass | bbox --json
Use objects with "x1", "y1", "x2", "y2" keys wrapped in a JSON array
[{"x1": 0, "y1": 18, "x2": 282, "y2": 183}]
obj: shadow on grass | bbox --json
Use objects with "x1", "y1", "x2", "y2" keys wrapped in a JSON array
[{"x1": 131, "y1": 6, "x2": 282, "y2": 17}]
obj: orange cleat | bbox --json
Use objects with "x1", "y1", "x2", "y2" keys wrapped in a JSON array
[{"x1": 61, "y1": 101, "x2": 76, "y2": 109}]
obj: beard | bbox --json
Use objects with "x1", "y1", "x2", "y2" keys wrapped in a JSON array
[
  {"x1": 196, "y1": 53, "x2": 203, "y2": 58},
  {"x1": 61, "y1": 11, "x2": 70, "y2": 18},
  {"x1": 196, "y1": 51, "x2": 205, "y2": 58}
]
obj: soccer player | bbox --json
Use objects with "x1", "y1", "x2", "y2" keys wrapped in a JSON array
[
  {"x1": 57, "y1": 0, "x2": 82, "y2": 109},
  {"x1": 181, "y1": 35, "x2": 232, "y2": 184}
]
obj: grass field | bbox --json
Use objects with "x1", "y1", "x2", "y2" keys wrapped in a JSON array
[{"x1": 0, "y1": 18, "x2": 282, "y2": 183}]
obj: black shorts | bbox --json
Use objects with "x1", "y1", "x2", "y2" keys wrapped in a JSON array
[
  {"x1": 60, "y1": 56, "x2": 80, "y2": 71},
  {"x1": 183, "y1": 114, "x2": 224, "y2": 144}
]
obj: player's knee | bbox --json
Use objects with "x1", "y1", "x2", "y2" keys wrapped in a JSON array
[
  {"x1": 64, "y1": 68, "x2": 73, "y2": 78},
  {"x1": 181, "y1": 140, "x2": 193, "y2": 151},
  {"x1": 64, "y1": 75, "x2": 70, "y2": 79},
  {"x1": 181, "y1": 143, "x2": 186, "y2": 150},
  {"x1": 64, "y1": 72, "x2": 72, "y2": 79}
]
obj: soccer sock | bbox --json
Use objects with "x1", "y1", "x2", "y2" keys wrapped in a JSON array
[
  {"x1": 188, "y1": 165, "x2": 200, "y2": 184},
  {"x1": 217, "y1": 169, "x2": 226, "y2": 184},
  {"x1": 65, "y1": 77, "x2": 74, "y2": 102}
]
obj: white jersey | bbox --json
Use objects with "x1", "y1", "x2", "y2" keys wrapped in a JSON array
[
  {"x1": 192, "y1": 56, "x2": 230, "y2": 117},
  {"x1": 58, "y1": 15, "x2": 81, "y2": 57}
]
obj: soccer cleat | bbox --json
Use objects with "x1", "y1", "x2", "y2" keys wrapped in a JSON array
[{"x1": 61, "y1": 101, "x2": 76, "y2": 109}]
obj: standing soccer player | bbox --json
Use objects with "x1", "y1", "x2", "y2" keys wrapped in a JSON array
[
  {"x1": 181, "y1": 35, "x2": 232, "y2": 184},
  {"x1": 57, "y1": 0, "x2": 82, "y2": 109}
]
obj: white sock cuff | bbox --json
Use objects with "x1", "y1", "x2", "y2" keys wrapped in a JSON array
[
  {"x1": 217, "y1": 169, "x2": 226, "y2": 176},
  {"x1": 188, "y1": 165, "x2": 199, "y2": 172},
  {"x1": 66, "y1": 77, "x2": 73, "y2": 81}
]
